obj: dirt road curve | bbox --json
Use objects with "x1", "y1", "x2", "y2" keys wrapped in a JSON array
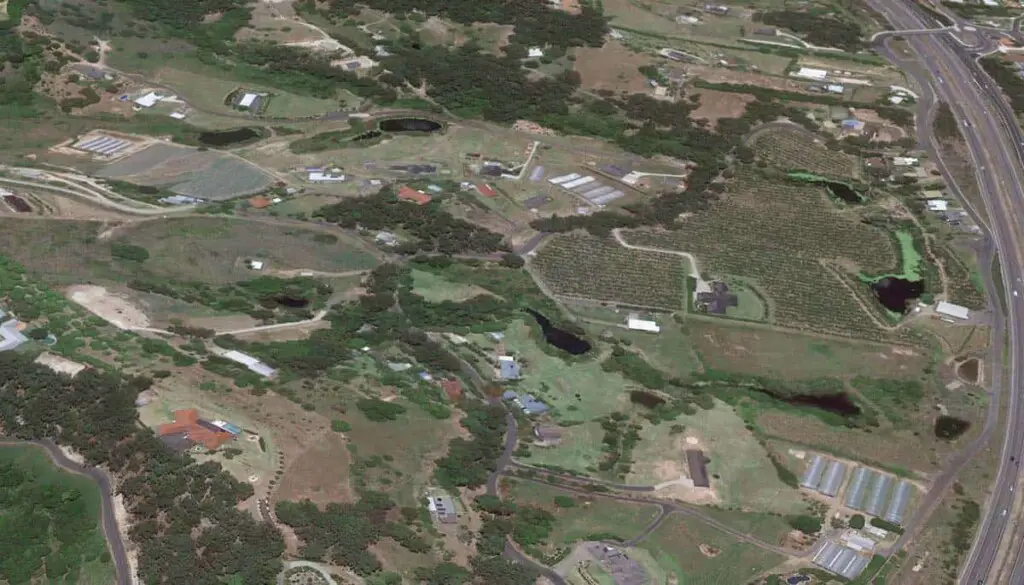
[{"x1": 0, "y1": 438, "x2": 132, "y2": 585}]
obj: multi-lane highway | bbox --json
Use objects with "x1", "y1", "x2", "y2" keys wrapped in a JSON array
[{"x1": 867, "y1": 2, "x2": 1024, "y2": 582}]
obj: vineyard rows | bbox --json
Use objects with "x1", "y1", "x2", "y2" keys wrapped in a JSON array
[
  {"x1": 621, "y1": 174, "x2": 912, "y2": 342},
  {"x1": 532, "y1": 233, "x2": 686, "y2": 310},
  {"x1": 749, "y1": 127, "x2": 862, "y2": 180},
  {"x1": 934, "y1": 244, "x2": 987, "y2": 310}
]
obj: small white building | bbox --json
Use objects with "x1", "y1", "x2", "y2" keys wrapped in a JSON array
[
  {"x1": 627, "y1": 318, "x2": 661, "y2": 333},
  {"x1": 169, "y1": 112, "x2": 187, "y2": 120},
  {"x1": 528, "y1": 47, "x2": 545, "y2": 58},
  {"x1": 247, "y1": 260, "x2": 265, "y2": 271},
  {"x1": 308, "y1": 171, "x2": 346, "y2": 182},
  {"x1": 793, "y1": 67, "x2": 828, "y2": 81},
  {"x1": 892, "y1": 156, "x2": 919, "y2": 167},
  {"x1": 133, "y1": 92, "x2": 163, "y2": 108},
  {"x1": 936, "y1": 301, "x2": 970, "y2": 321},
  {"x1": 238, "y1": 93, "x2": 260, "y2": 108},
  {"x1": 889, "y1": 95, "x2": 906, "y2": 105},
  {"x1": 222, "y1": 350, "x2": 277, "y2": 378},
  {"x1": 927, "y1": 199, "x2": 948, "y2": 212},
  {"x1": 825, "y1": 84, "x2": 844, "y2": 94}
]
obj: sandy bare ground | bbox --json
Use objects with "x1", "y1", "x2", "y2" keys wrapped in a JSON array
[
  {"x1": 34, "y1": 352, "x2": 87, "y2": 377},
  {"x1": 112, "y1": 494, "x2": 141, "y2": 584},
  {"x1": 68, "y1": 285, "x2": 151, "y2": 329}
]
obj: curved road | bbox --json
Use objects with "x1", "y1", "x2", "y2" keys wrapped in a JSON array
[{"x1": 0, "y1": 438, "x2": 131, "y2": 585}]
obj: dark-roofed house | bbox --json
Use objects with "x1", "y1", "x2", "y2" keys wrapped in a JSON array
[
  {"x1": 686, "y1": 449, "x2": 710, "y2": 488},
  {"x1": 499, "y1": 356, "x2": 520, "y2": 380},
  {"x1": 696, "y1": 282, "x2": 738, "y2": 315}
]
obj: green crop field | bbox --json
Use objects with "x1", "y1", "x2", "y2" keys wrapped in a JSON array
[
  {"x1": 0, "y1": 445, "x2": 114, "y2": 585},
  {"x1": 532, "y1": 233, "x2": 688, "y2": 310},
  {"x1": 621, "y1": 172, "x2": 913, "y2": 342},
  {"x1": 410, "y1": 269, "x2": 500, "y2": 303},
  {"x1": 637, "y1": 513, "x2": 786, "y2": 585},
  {"x1": 504, "y1": 479, "x2": 662, "y2": 545},
  {"x1": 749, "y1": 126, "x2": 862, "y2": 179}
]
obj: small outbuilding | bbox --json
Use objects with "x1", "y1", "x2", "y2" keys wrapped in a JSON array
[
  {"x1": 627, "y1": 316, "x2": 660, "y2": 333},
  {"x1": 927, "y1": 199, "x2": 949, "y2": 212},
  {"x1": 685, "y1": 449, "x2": 710, "y2": 488},
  {"x1": 499, "y1": 356, "x2": 521, "y2": 380},
  {"x1": 936, "y1": 301, "x2": 970, "y2": 320}
]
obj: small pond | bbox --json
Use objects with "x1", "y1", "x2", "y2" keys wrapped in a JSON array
[
  {"x1": 759, "y1": 389, "x2": 862, "y2": 416},
  {"x1": 524, "y1": 308, "x2": 592, "y2": 355},
  {"x1": 957, "y1": 357, "x2": 980, "y2": 384},
  {"x1": 379, "y1": 117, "x2": 443, "y2": 133},
  {"x1": 272, "y1": 295, "x2": 311, "y2": 309},
  {"x1": 870, "y1": 277, "x2": 924, "y2": 313},
  {"x1": 198, "y1": 127, "x2": 263, "y2": 147},
  {"x1": 934, "y1": 415, "x2": 971, "y2": 440},
  {"x1": 630, "y1": 390, "x2": 666, "y2": 409},
  {"x1": 822, "y1": 181, "x2": 863, "y2": 203}
]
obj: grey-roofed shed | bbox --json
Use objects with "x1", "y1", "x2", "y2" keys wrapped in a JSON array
[
  {"x1": 883, "y1": 480, "x2": 913, "y2": 525},
  {"x1": 818, "y1": 460, "x2": 846, "y2": 497},
  {"x1": 800, "y1": 454, "x2": 826, "y2": 489},
  {"x1": 864, "y1": 473, "x2": 893, "y2": 516},
  {"x1": 843, "y1": 467, "x2": 871, "y2": 509}
]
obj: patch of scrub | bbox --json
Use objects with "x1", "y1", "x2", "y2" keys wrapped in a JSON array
[
  {"x1": 410, "y1": 269, "x2": 498, "y2": 302},
  {"x1": 627, "y1": 400, "x2": 806, "y2": 515}
]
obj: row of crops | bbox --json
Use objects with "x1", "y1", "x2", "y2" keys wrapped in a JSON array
[
  {"x1": 933, "y1": 244, "x2": 988, "y2": 310},
  {"x1": 532, "y1": 233, "x2": 686, "y2": 310},
  {"x1": 621, "y1": 174, "x2": 918, "y2": 342},
  {"x1": 749, "y1": 126, "x2": 862, "y2": 180}
]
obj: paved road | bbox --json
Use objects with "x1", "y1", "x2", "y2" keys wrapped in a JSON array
[
  {"x1": 0, "y1": 438, "x2": 132, "y2": 585},
  {"x1": 868, "y1": 3, "x2": 1024, "y2": 583}
]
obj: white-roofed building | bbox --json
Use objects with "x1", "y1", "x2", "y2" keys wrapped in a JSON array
[
  {"x1": 0, "y1": 319, "x2": 28, "y2": 352},
  {"x1": 927, "y1": 199, "x2": 948, "y2": 212},
  {"x1": 892, "y1": 156, "x2": 919, "y2": 167},
  {"x1": 222, "y1": 350, "x2": 277, "y2": 377},
  {"x1": 627, "y1": 318, "x2": 661, "y2": 333},
  {"x1": 793, "y1": 67, "x2": 828, "y2": 81},
  {"x1": 936, "y1": 301, "x2": 969, "y2": 320},
  {"x1": 133, "y1": 92, "x2": 163, "y2": 108},
  {"x1": 308, "y1": 171, "x2": 346, "y2": 182},
  {"x1": 528, "y1": 47, "x2": 545, "y2": 58},
  {"x1": 238, "y1": 93, "x2": 259, "y2": 108}
]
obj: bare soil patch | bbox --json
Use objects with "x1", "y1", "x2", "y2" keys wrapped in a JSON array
[
  {"x1": 67, "y1": 284, "x2": 150, "y2": 329},
  {"x1": 34, "y1": 352, "x2": 87, "y2": 377},
  {"x1": 573, "y1": 42, "x2": 653, "y2": 93},
  {"x1": 698, "y1": 544, "x2": 721, "y2": 558},
  {"x1": 689, "y1": 89, "x2": 754, "y2": 124},
  {"x1": 274, "y1": 431, "x2": 353, "y2": 506}
]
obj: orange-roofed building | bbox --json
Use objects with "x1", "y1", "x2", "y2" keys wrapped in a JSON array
[
  {"x1": 397, "y1": 186, "x2": 432, "y2": 205},
  {"x1": 248, "y1": 195, "x2": 272, "y2": 209},
  {"x1": 476, "y1": 183, "x2": 497, "y2": 197},
  {"x1": 158, "y1": 409, "x2": 235, "y2": 451}
]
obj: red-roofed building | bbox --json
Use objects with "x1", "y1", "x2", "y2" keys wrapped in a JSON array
[
  {"x1": 158, "y1": 409, "x2": 235, "y2": 451},
  {"x1": 248, "y1": 195, "x2": 272, "y2": 209},
  {"x1": 398, "y1": 186, "x2": 432, "y2": 205},
  {"x1": 440, "y1": 379, "x2": 463, "y2": 401},
  {"x1": 476, "y1": 183, "x2": 497, "y2": 197}
]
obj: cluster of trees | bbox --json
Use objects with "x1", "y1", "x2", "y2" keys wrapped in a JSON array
[
  {"x1": 0, "y1": 353, "x2": 284, "y2": 583},
  {"x1": 356, "y1": 397, "x2": 408, "y2": 422},
  {"x1": 128, "y1": 276, "x2": 331, "y2": 322},
  {"x1": 757, "y1": 11, "x2": 864, "y2": 52},
  {"x1": 0, "y1": 456, "x2": 109, "y2": 584},
  {"x1": 323, "y1": 0, "x2": 607, "y2": 49},
  {"x1": 316, "y1": 189, "x2": 506, "y2": 255},
  {"x1": 597, "y1": 412, "x2": 641, "y2": 476},
  {"x1": 787, "y1": 514, "x2": 823, "y2": 535},
  {"x1": 981, "y1": 57, "x2": 1024, "y2": 115},
  {"x1": 434, "y1": 404, "x2": 508, "y2": 491},
  {"x1": 601, "y1": 345, "x2": 667, "y2": 390}
]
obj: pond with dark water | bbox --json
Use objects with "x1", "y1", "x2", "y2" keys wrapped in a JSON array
[
  {"x1": 198, "y1": 127, "x2": 262, "y2": 147},
  {"x1": 379, "y1": 118, "x2": 443, "y2": 133},
  {"x1": 272, "y1": 295, "x2": 311, "y2": 309},
  {"x1": 524, "y1": 308, "x2": 592, "y2": 355},
  {"x1": 754, "y1": 388, "x2": 862, "y2": 416},
  {"x1": 822, "y1": 181, "x2": 863, "y2": 203},
  {"x1": 630, "y1": 390, "x2": 666, "y2": 409},
  {"x1": 870, "y1": 277, "x2": 924, "y2": 313},
  {"x1": 934, "y1": 415, "x2": 970, "y2": 440}
]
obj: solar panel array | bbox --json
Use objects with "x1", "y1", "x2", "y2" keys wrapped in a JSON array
[
  {"x1": 548, "y1": 172, "x2": 624, "y2": 206},
  {"x1": 800, "y1": 455, "x2": 846, "y2": 497},
  {"x1": 73, "y1": 135, "x2": 131, "y2": 157},
  {"x1": 843, "y1": 467, "x2": 915, "y2": 525},
  {"x1": 813, "y1": 541, "x2": 870, "y2": 580}
]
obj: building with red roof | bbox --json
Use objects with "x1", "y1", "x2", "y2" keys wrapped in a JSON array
[
  {"x1": 476, "y1": 183, "x2": 497, "y2": 197},
  {"x1": 158, "y1": 409, "x2": 236, "y2": 451},
  {"x1": 398, "y1": 186, "x2": 432, "y2": 205},
  {"x1": 440, "y1": 379, "x2": 463, "y2": 401}
]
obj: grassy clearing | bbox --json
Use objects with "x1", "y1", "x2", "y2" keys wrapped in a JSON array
[
  {"x1": 721, "y1": 278, "x2": 769, "y2": 321},
  {"x1": 605, "y1": 322, "x2": 703, "y2": 380},
  {"x1": 0, "y1": 445, "x2": 114, "y2": 585},
  {"x1": 532, "y1": 233, "x2": 688, "y2": 310},
  {"x1": 525, "y1": 421, "x2": 607, "y2": 472},
  {"x1": 0, "y1": 217, "x2": 378, "y2": 286},
  {"x1": 343, "y1": 403, "x2": 464, "y2": 507},
  {"x1": 637, "y1": 512, "x2": 786, "y2": 585},
  {"x1": 466, "y1": 319, "x2": 635, "y2": 422},
  {"x1": 687, "y1": 320, "x2": 929, "y2": 380},
  {"x1": 504, "y1": 479, "x2": 661, "y2": 544},
  {"x1": 628, "y1": 400, "x2": 807, "y2": 515},
  {"x1": 410, "y1": 269, "x2": 498, "y2": 303},
  {"x1": 153, "y1": 65, "x2": 339, "y2": 118}
]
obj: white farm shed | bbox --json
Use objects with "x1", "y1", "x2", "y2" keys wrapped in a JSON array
[
  {"x1": 793, "y1": 67, "x2": 828, "y2": 81},
  {"x1": 627, "y1": 318, "x2": 661, "y2": 333},
  {"x1": 238, "y1": 93, "x2": 260, "y2": 108},
  {"x1": 133, "y1": 92, "x2": 163, "y2": 108},
  {"x1": 927, "y1": 199, "x2": 948, "y2": 212},
  {"x1": 936, "y1": 301, "x2": 970, "y2": 320},
  {"x1": 223, "y1": 350, "x2": 277, "y2": 377}
]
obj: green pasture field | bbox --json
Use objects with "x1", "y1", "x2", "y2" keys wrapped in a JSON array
[
  {"x1": 504, "y1": 479, "x2": 662, "y2": 545},
  {"x1": 606, "y1": 323, "x2": 703, "y2": 380},
  {"x1": 637, "y1": 512, "x2": 786, "y2": 585},
  {"x1": 525, "y1": 421, "x2": 607, "y2": 473},
  {"x1": 0, "y1": 445, "x2": 114, "y2": 585},
  {"x1": 410, "y1": 269, "x2": 499, "y2": 303},
  {"x1": 686, "y1": 320, "x2": 930, "y2": 381},
  {"x1": 627, "y1": 399, "x2": 807, "y2": 515}
]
